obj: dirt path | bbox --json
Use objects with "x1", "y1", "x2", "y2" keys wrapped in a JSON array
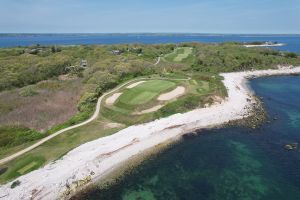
[
  {"x1": 0, "y1": 74, "x2": 190, "y2": 165},
  {"x1": 154, "y1": 57, "x2": 161, "y2": 65}
]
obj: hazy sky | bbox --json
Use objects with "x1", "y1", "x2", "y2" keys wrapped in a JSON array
[{"x1": 0, "y1": 0, "x2": 299, "y2": 33}]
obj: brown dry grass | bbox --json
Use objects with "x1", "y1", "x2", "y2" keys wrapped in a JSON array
[{"x1": 0, "y1": 79, "x2": 83, "y2": 132}]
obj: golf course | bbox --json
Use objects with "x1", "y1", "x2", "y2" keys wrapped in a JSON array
[
  {"x1": 1, "y1": 1, "x2": 300, "y2": 198},
  {"x1": 0, "y1": 73, "x2": 222, "y2": 183},
  {"x1": 2, "y1": 41, "x2": 289, "y2": 185}
]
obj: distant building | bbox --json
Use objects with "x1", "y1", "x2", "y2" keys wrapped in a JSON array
[
  {"x1": 112, "y1": 50, "x2": 122, "y2": 55},
  {"x1": 266, "y1": 41, "x2": 277, "y2": 45},
  {"x1": 80, "y1": 60, "x2": 88, "y2": 68}
]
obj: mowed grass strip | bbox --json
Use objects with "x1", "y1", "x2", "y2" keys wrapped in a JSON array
[
  {"x1": 117, "y1": 80, "x2": 176, "y2": 106},
  {"x1": 174, "y1": 47, "x2": 193, "y2": 62},
  {"x1": 164, "y1": 47, "x2": 193, "y2": 62},
  {"x1": 1, "y1": 156, "x2": 46, "y2": 181},
  {"x1": 17, "y1": 161, "x2": 38, "y2": 174}
]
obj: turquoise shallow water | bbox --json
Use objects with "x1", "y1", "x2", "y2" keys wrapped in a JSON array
[{"x1": 76, "y1": 76, "x2": 300, "y2": 200}]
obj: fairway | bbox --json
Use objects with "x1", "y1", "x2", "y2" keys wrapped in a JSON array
[
  {"x1": 118, "y1": 80, "x2": 176, "y2": 105},
  {"x1": 165, "y1": 47, "x2": 193, "y2": 62},
  {"x1": 17, "y1": 161, "x2": 38, "y2": 174}
]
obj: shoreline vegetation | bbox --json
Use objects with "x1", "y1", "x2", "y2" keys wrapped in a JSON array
[
  {"x1": 1, "y1": 66, "x2": 300, "y2": 199},
  {"x1": 0, "y1": 42, "x2": 299, "y2": 199}
]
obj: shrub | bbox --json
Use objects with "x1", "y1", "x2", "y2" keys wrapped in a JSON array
[
  {"x1": 0, "y1": 126, "x2": 43, "y2": 148},
  {"x1": 19, "y1": 85, "x2": 38, "y2": 97},
  {"x1": 10, "y1": 180, "x2": 21, "y2": 188},
  {"x1": 285, "y1": 52, "x2": 298, "y2": 58}
]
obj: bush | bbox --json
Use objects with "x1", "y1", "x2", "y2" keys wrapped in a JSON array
[
  {"x1": 0, "y1": 52, "x2": 73, "y2": 91},
  {"x1": 19, "y1": 85, "x2": 38, "y2": 97},
  {"x1": 191, "y1": 43, "x2": 300, "y2": 73},
  {"x1": 0, "y1": 126, "x2": 43, "y2": 148},
  {"x1": 78, "y1": 93, "x2": 98, "y2": 112},
  {"x1": 10, "y1": 180, "x2": 21, "y2": 188},
  {"x1": 285, "y1": 52, "x2": 298, "y2": 58}
]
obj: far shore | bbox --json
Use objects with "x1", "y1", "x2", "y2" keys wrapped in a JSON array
[
  {"x1": 244, "y1": 43, "x2": 286, "y2": 48},
  {"x1": 1, "y1": 66, "x2": 300, "y2": 200}
]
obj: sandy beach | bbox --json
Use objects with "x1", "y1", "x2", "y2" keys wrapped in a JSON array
[{"x1": 1, "y1": 66, "x2": 300, "y2": 200}]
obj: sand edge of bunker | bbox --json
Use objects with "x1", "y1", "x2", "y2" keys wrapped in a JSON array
[
  {"x1": 126, "y1": 81, "x2": 146, "y2": 89},
  {"x1": 157, "y1": 86, "x2": 186, "y2": 101},
  {"x1": 105, "y1": 93, "x2": 123, "y2": 105}
]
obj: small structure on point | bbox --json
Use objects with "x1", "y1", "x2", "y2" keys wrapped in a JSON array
[
  {"x1": 112, "y1": 50, "x2": 122, "y2": 55},
  {"x1": 80, "y1": 60, "x2": 88, "y2": 68}
]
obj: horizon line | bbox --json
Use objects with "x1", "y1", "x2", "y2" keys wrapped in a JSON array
[{"x1": 1, "y1": 32, "x2": 300, "y2": 35}]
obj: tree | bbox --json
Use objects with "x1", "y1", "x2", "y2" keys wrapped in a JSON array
[{"x1": 51, "y1": 46, "x2": 56, "y2": 53}]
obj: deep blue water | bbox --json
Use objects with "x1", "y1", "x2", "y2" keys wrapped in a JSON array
[
  {"x1": 77, "y1": 76, "x2": 300, "y2": 200},
  {"x1": 1, "y1": 34, "x2": 300, "y2": 53}
]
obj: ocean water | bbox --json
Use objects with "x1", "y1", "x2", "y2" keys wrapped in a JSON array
[
  {"x1": 0, "y1": 34, "x2": 300, "y2": 53},
  {"x1": 76, "y1": 76, "x2": 300, "y2": 200}
]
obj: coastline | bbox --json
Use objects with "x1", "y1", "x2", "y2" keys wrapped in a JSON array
[{"x1": 1, "y1": 66, "x2": 300, "y2": 200}]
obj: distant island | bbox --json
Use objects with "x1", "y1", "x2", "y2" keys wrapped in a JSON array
[{"x1": 243, "y1": 41, "x2": 286, "y2": 47}]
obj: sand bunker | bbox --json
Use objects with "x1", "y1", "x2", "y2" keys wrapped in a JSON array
[
  {"x1": 158, "y1": 86, "x2": 185, "y2": 101},
  {"x1": 126, "y1": 81, "x2": 146, "y2": 89},
  {"x1": 134, "y1": 105, "x2": 164, "y2": 115},
  {"x1": 104, "y1": 122, "x2": 124, "y2": 129},
  {"x1": 105, "y1": 93, "x2": 122, "y2": 105}
]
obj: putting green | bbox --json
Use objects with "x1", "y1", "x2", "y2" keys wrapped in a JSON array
[{"x1": 118, "y1": 80, "x2": 176, "y2": 106}]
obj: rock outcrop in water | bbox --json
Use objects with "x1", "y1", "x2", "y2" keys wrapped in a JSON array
[{"x1": 284, "y1": 143, "x2": 298, "y2": 151}]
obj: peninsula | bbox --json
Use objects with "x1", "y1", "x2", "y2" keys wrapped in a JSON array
[
  {"x1": 0, "y1": 42, "x2": 299, "y2": 199},
  {"x1": 1, "y1": 66, "x2": 300, "y2": 199}
]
